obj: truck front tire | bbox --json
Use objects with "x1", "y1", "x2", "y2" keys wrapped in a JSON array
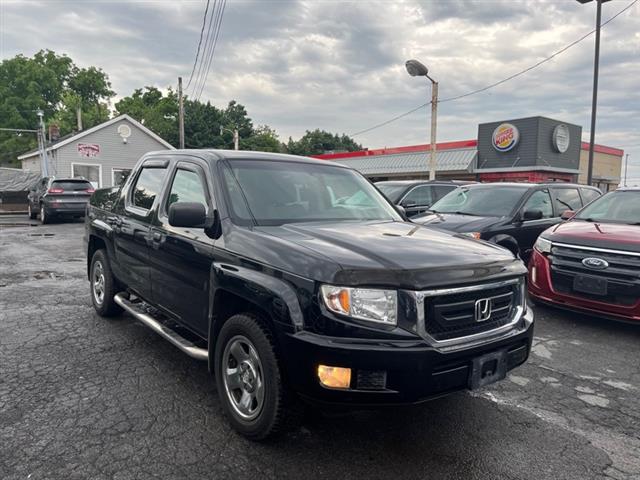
[
  {"x1": 90, "y1": 249, "x2": 123, "y2": 317},
  {"x1": 214, "y1": 313, "x2": 297, "y2": 440}
]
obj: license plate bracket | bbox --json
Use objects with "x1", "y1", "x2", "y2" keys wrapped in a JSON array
[
  {"x1": 573, "y1": 274, "x2": 607, "y2": 296},
  {"x1": 469, "y1": 349, "x2": 508, "y2": 390}
]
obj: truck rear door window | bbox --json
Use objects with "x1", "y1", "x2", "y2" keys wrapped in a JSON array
[{"x1": 132, "y1": 167, "x2": 167, "y2": 210}]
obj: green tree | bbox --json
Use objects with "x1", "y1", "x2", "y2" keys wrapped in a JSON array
[
  {"x1": 0, "y1": 50, "x2": 114, "y2": 166},
  {"x1": 286, "y1": 129, "x2": 362, "y2": 156},
  {"x1": 242, "y1": 125, "x2": 284, "y2": 153},
  {"x1": 115, "y1": 87, "x2": 179, "y2": 146}
]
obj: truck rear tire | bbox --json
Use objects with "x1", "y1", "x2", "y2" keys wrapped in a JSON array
[
  {"x1": 215, "y1": 313, "x2": 298, "y2": 440},
  {"x1": 90, "y1": 249, "x2": 123, "y2": 317}
]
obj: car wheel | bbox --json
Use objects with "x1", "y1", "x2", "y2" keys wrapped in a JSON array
[
  {"x1": 90, "y1": 249, "x2": 123, "y2": 317},
  {"x1": 215, "y1": 313, "x2": 298, "y2": 440},
  {"x1": 28, "y1": 203, "x2": 37, "y2": 220},
  {"x1": 40, "y1": 204, "x2": 53, "y2": 224}
]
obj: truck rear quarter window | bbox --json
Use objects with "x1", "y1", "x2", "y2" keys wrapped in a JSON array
[{"x1": 132, "y1": 167, "x2": 167, "y2": 210}]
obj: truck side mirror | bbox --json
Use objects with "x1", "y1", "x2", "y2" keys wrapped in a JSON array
[
  {"x1": 522, "y1": 209, "x2": 543, "y2": 221},
  {"x1": 560, "y1": 210, "x2": 575, "y2": 220},
  {"x1": 205, "y1": 209, "x2": 222, "y2": 240},
  {"x1": 168, "y1": 202, "x2": 206, "y2": 228}
]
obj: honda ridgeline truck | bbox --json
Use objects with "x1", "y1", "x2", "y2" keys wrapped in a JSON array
[{"x1": 84, "y1": 150, "x2": 534, "y2": 440}]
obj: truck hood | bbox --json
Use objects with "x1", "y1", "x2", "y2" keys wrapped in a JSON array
[
  {"x1": 414, "y1": 212, "x2": 502, "y2": 233},
  {"x1": 545, "y1": 220, "x2": 640, "y2": 254},
  {"x1": 255, "y1": 221, "x2": 525, "y2": 289}
]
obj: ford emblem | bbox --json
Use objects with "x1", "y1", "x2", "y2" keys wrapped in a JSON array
[{"x1": 582, "y1": 257, "x2": 609, "y2": 269}]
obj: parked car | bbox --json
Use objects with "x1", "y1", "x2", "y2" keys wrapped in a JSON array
[
  {"x1": 413, "y1": 182, "x2": 602, "y2": 262},
  {"x1": 529, "y1": 187, "x2": 640, "y2": 322},
  {"x1": 375, "y1": 180, "x2": 472, "y2": 217},
  {"x1": 85, "y1": 150, "x2": 533, "y2": 440},
  {"x1": 28, "y1": 177, "x2": 95, "y2": 224}
]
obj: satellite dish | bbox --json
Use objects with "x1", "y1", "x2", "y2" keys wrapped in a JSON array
[{"x1": 117, "y1": 124, "x2": 132, "y2": 139}]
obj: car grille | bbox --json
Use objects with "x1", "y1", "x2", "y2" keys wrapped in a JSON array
[
  {"x1": 549, "y1": 245, "x2": 640, "y2": 306},
  {"x1": 424, "y1": 283, "x2": 519, "y2": 342}
]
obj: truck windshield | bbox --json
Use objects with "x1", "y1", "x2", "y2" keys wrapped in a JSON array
[
  {"x1": 430, "y1": 186, "x2": 527, "y2": 217},
  {"x1": 575, "y1": 190, "x2": 640, "y2": 225},
  {"x1": 222, "y1": 160, "x2": 402, "y2": 226}
]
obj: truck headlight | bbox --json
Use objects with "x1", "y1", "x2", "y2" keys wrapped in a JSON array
[
  {"x1": 534, "y1": 236, "x2": 552, "y2": 254},
  {"x1": 320, "y1": 285, "x2": 397, "y2": 325}
]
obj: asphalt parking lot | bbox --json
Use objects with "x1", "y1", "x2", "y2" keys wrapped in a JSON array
[{"x1": 1, "y1": 216, "x2": 639, "y2": 480}]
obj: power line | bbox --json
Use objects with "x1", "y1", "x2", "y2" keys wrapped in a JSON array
[
  {"x1": 188, "y1": 0, "x2": 218, "y2": 98},
  {"x1": 349, "y1": 0, "x2": 638, "y2": 137},
  {"x1": 195, "y1": 0, "x2": 226, "y2": 101},
  {"x1": 185, "y1": 0, "x2": 211, "y2": 91}
]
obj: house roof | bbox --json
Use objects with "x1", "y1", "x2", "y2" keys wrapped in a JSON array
[
  {"x1": 18, "y1": 114, "x2": 175, "y2": 160},
  {"x1": 333, "y1": 148, "x2": 477, "y2": 175}
]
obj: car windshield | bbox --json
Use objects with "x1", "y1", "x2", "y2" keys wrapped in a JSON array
[
  {"x1": 375, "y1": 182, "x2": 411, "y2": 203},
  {"x1": 430, "y1": 186, "x2": 527, "y2": 217},
  {"x1": 51, "y1": 180, "x2": 93, "y2": 191},
  {"x1": 222, "y1": 160, "x2": 403, "y2": 226},
  {"x1": 575, "y1": 190, "x2": 640, "y2": 225}
]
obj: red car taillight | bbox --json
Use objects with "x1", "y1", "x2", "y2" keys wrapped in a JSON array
[
  {"x1": 86, "y1": 188, "x2": 95, "y2": 194},
  {"x1": 48, "y1": 188, "x2": 64, "y2": 193}
]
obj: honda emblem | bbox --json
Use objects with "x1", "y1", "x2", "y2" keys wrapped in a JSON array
[{"x1": 474, "y1": 298, "x2": 492, "y2": 322}]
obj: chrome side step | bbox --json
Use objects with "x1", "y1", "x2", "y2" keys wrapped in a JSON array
[{"x1": 114, "y1": 293, "x2": 208, "y2": 361}]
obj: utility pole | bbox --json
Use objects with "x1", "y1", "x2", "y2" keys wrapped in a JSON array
[
  {"x1": 577, "y1": 0, "x2": 612, "y2": 185},
  {"x1": 36, "y1": 110, "x2": 50, "y2": 177},
  {"x1": 623, "y1": 153, "x2": 629, "y2": 187},
  {"x1": 178, "y1": 76, "x2": 185, "y2": 149},
  {"x1": 429, "y1": 81, "x2": 438, "y2": 181}
]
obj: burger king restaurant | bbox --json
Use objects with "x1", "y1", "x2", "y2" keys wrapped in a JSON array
[{"x1": 315, "y1": 116, "x2": 624, "y2": 192}]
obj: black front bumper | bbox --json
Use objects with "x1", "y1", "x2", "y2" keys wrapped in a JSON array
[{"x1": 279, "y1": 310, "x2": 533, "y2": 406}]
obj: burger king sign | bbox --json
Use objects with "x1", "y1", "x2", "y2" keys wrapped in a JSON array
[{"x1": 492, "y1": 123, "x2": 519, "y2": 152}]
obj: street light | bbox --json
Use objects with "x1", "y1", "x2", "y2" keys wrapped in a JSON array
[
  {"x1": 576, "y1": 0, "x2": 612, "y2": 186},
  {"x1": 220, "y1": 125, "x2": 239, "y2": 150},
  {"x1": 406, "y1": 59, "x2": 438, "y2": 180}
]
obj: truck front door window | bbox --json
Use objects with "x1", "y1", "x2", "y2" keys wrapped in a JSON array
[{"x1": 166, "y1": 169, "x2": 208, "y2": 212}]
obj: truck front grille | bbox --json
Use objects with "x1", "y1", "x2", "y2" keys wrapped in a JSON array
[{"x1": 424, "y1": 284, "x2": 517, "y2": 341}]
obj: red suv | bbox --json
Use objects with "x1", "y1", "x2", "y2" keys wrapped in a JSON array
[{"x1": 528, "y1": 187, "x2": 640, "y2": 322}]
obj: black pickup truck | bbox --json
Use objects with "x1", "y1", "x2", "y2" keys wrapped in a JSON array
[{"x1": 84, "y1": 150, "x2": 533, "y2": 440}]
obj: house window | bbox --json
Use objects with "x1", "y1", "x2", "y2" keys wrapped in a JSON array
[
  {"x1": 71, "y1": 163, "x2": 101, "y2": 188},
  {"x1": 112, "y1": 168, "x2": 132, "y2": 187}
]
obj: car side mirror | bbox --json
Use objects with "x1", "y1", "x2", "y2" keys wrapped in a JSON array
[
  {"x1": 561, "y1": 210, "x2": 575, "y2": 220},
  {"x1": 522, "y1": 209, "x2": 543, "y2": 221},
  {"x1": 401, "y1": 201, "x2": 416, "y2": 208},
  {"x1": 168, "y1": 202, "x2": 206, "y2": 228}
]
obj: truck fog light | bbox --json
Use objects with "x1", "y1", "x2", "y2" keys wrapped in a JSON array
[{"x1": 318, "y1": 365, "x2": 351, "y2": 389}]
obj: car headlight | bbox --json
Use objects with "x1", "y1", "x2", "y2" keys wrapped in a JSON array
[
  {"x1": 320, "y1": 285, "x2": 397, "y2": 325},
  {"x1": 461, "y1": 232, "x2": 482, "y2": 239},
  {"x1": 534, "y1": 236, "x2": 552, "y2": 254}
]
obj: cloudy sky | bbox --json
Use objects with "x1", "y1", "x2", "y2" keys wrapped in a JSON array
[{"x1": 1, "y1": 0, "x2": 638, "y2": 183}]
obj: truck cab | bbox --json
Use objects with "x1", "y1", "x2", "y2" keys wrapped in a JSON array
[{"x1": 85, "y1": 150, "x2": 534, "y2": 440}]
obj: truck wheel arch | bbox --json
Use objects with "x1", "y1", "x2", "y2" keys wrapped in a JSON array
[{"x1": 208, "y1": 263, "x2": 305, "y2": 373}]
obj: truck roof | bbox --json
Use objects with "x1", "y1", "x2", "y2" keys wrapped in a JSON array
[{"x1": 145, "y1": 149, "x2": 345, "y2": 167}]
